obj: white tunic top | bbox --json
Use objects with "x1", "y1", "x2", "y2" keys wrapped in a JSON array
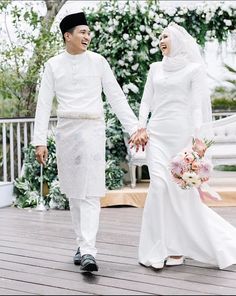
[{"x1": 33, "y1": 50, "x2": 138, "y2": 146}]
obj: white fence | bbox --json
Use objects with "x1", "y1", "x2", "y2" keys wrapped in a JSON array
[
  {"x1": 0, "y1": 117, "x2": 57, "y2": 182},
  {"x1": 0, "y1": 112, "x2": 235, "y2": 182}
]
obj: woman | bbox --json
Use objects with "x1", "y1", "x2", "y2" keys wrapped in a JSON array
[{"x1": 131, "y1": 23, "x2": 236, "y2": 270}]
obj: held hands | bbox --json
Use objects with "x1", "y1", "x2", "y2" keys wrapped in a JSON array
[
  {"x1": 35, "y1": 146, "x2": 48, "y2": 166},
  {"x1": 128, "y1": 128, "x2": 149, "y2": 152}
]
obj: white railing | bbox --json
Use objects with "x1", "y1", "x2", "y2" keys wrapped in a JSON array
[
  {"x1": 0, "y1": 117, "x2": 57, "y2": 182},
  {"x1": 0, "y1": 112, "x2": 235, "y2": 182},
  {"x1": 212, "y1": 111, "x2": 236, "y2": 120}
]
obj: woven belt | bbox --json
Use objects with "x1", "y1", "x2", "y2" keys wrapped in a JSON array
[{"x1": 57, "y1": 111, "x2": 103, "y2": 120}]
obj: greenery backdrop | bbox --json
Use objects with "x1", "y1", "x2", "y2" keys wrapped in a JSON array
[{"x1": 0, "y1": 0, "x2": 236, "y2": 208}]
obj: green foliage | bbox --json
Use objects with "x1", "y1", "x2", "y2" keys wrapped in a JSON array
[
  {"x1": 14, "y1": 136, "x2": 68, "y2": 209},
  {"x1": 0, "y1": 1, "x2": 62, "y2": 117},
  {"x1": 211, "y1": 64, "x2": 236, "y2": 110},
  {"x1": 105, "y1": 159, "x2": 126, "y2": 190},
  {"x1": 215, "y1": 165, "x2": 236, "y2": 172},
  {"x1": 211, "y1": 98, "x2": 236, "y2": 110}
]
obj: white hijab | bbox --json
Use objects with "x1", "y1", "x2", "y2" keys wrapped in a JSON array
[{"x1": 162, "y1": 22, "x2": 204, "y2": 72}]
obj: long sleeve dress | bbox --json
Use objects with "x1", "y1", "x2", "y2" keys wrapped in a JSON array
[{"x1": 138, "y1": 61, "x2": 236, "y2": 269}]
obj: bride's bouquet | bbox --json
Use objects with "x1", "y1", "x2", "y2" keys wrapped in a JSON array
[{"x1": 170, "y1": 138, "x2": 214, "y2": 190}]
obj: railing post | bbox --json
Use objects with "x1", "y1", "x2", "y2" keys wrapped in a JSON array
[
  {"x1": 2, "y1": 123, "x2": 7, "y2": 182},
  {"x1": 10, "y1": 123, "x2": 14, "y2": 182}
]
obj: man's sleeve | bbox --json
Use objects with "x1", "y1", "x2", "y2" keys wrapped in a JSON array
[
  {"x1": 33, "y1": 62, "x2": 55, "y2": 146},
  {"x1": 101, "y1": 57, "x2": 138, "y2": 136}
]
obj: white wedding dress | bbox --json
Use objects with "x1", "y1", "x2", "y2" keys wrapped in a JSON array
[{"x1": 138, "y1": 61, "x2": 236, "y2": 269}]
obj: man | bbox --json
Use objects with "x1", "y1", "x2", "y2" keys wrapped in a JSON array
[{"x1": 33, "y1": 11, "x2": 140, "y2": 272}]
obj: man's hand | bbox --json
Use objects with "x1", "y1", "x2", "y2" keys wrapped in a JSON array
[
  {"x1": 35, "y1": 146, "x2": 48, "y2": 166},
  {"x1": 129, "y1": 128, "x2": 149, "y2": 152}
]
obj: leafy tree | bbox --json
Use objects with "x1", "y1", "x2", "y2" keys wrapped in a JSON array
[{"x1": 0, "y1": 0, "x2": 67, "y2": 117}]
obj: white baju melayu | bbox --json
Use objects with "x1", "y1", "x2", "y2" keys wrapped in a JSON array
[
  {"x1": 138, "y1": 61, "x2": 236, "y2": 270},
  {"x1": 33, "y1": 50, "x2": 138, "y2": 256}
]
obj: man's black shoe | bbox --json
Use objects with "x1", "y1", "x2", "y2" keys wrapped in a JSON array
[
  {"x1": 80, "y1": 254, "x2": 98, "y2": 272},
  {"x1": 73, "y1": 247, "x2": 81, "y2": 265}
]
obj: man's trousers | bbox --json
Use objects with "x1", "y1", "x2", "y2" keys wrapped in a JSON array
[{"x1": 69, "y1": 197, "x2": 101, "y2": 257}]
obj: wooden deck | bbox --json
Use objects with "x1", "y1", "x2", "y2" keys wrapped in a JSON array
[{"x1": 0, "y1": 206, "x2": 236, "y2": 295}]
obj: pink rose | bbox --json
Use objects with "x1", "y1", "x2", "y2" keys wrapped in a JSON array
[
  {"x1": 191, "y1": 160, "x2": 200, "y2": 172},
  {"x1": 192, "y1": 138, "x2": 208, "y2": 158},
  {"x1": 184, "y1": 152, "x2": 195, "y2": 164}
]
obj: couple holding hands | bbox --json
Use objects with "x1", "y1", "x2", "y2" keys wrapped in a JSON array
[{"x1": 34, "y1": 11, "x2": 236, "y2": 273}]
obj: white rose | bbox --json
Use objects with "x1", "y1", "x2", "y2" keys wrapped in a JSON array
[
  {"x1": 136, "y1": 34, "x2": 142, "y2": 41},
  {"x1": 224, "y1": 19, "x2": 232, "y2": 26},
  {"x1": 123, "y1": 33, "x2": 129, "y2": 40},
  {"x1": 127, "y1": 82, "x2": 139, "y2": 93},
  {"x1": 140, "y1": 25, "x2": 146, "y2": 32},
  {"x1": 131, "y1": 39, "x2": 138, "y2": 48},
  {"x1": 145, "y1": 26, "x2": 152, "y2": 35},
  {"x1": 160, "y1": 19, "x2": 168, "y2": 26},
  {"x1": 153, "y1": 23, "x2": 159, "y2": 30},
  {"x1": 149, "y1": 11, "x2": 155, "y2": 19},
  {"x1": 151, "y1": 40, "x2": 159, "y2": 47},
  {"x1": 165, "y1": 7, "x2": 176, "y2": 16},
  {"x1": 127, "y1": 51, "x2": 133, "y2": 57},
  {"x1": 118, "y1": 60, "x2": 125, "y2": 66},
  {"x1": 122, "y1": 85, "x2": 129, "y2": 94},
  {"x1": 150, "y1": 48, "x2": 158, "y2": 54},
  {"x1": 131, "y1": 63, "x2": 139, "y2": 71},
  {"x1": 108, "y1": 27, "x2": 114, "y2": 33},
  {"x1": 128, "y1": 56, "x2": 134, "y2": 62},
  {"x1": 113, "y1": 19, "x2": 119, "y2": 26}
]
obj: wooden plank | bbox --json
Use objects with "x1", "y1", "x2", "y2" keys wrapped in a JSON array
[
  {"x1": 0, "y1": 258, "x2": 209, "y2": 295},
  {"x1": 0, "y1": 278, "x2": 87, "y2": 295},
  {"x1": 0, "y1": 207, "x2": 236, "y2": 295},
  {"x1": 0, "y1": 287, "x2": 33, "y2": 295}
]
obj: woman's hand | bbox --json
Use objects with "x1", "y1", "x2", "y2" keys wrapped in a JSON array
[{"x1": 129, "y1": 128, "x2": 149, "y2": 152}]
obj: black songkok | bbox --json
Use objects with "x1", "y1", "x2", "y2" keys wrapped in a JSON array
[{"x1": 59, "y1": 12, "x2": 88, "y2": 35}]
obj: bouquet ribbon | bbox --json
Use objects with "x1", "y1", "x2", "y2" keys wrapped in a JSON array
[{"x1": 197, "y1": 183, "x2": 222, "y2": 202}]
